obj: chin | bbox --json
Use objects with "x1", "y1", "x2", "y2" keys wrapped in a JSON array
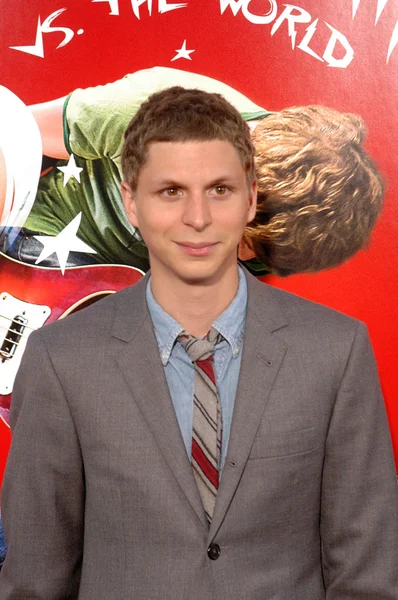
[{"x1": 174, "y1": 263, "x2": 227, "y2": 286}]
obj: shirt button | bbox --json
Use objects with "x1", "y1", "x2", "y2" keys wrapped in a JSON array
[{"x1": 207, "y1": 543, "x2": 221, "y2": 560}]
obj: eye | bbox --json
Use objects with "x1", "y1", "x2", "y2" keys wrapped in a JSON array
[
  {"x1": 212, "y1": 185, "x2": 229, "y2": 196},
  {"x1": 161, "y1": 187, "x2": 181, "y2": 197}
]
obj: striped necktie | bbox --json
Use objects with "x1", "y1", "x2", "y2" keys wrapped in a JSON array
[{"x1": 178, "y1": 327, "x2": 223, "y2": 523}]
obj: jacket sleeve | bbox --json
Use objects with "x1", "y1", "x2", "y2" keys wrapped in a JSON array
[
  {"x1": 321, "y1": 321, "x2": 398, "y2": 599},
  {"x1": 0, "y1": 330, "x2": 84, "y2": 599}
]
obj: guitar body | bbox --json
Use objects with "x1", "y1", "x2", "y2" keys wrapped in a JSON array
[{"x1": 0, "y1": 253, "x2": 144, "y2": 426}]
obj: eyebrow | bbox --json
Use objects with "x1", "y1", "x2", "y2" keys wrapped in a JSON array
[
  {"x1": 153, "y1": 180, "x2": 184, "y2": 188},
  {"x1": 153, "y1": 176, "x2": 240, "y2": 188},
  {"x1": 207, "y1": 177, "x2": 240, "y2": 186}
]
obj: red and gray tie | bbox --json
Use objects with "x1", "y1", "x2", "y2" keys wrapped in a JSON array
[{"x1": 178, "y1": 328, "x2": 223, "y2": 523}]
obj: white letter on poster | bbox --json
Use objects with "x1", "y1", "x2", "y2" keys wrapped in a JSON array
[
  {"x1": 297, "y1": 19, "x2": 324, "y2": 62},
  {"x1": 130, "y1": 0, "x2": 153, "y2": 19},
  {"x1": 158, "y1": 0, "x2": 188, "y2": 13},
  {"x1": 41, "y1": 8, "x2": 75, "y2": 48},
  {"x1": 387, "y1": 21, "x2": 398, "y2": 64},
  {"x1": 323, "y1": 22, "x2": 354, "y2": 68},
  {"x1": 219, "y1": 0, "x2": 246, "y2": 17},
  {"x1": 243, "y1": 0, "x2": 278, "y2": 24},
  {"x1": 10, "y1": 8, "x2": 74, "y2": 58},
  {"x1": 271, "y1": 4, "x2": 312, "y2": 50}
]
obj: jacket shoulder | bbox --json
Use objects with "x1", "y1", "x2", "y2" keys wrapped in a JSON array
[
  {"x1": 35, "y1": 279, "x2": 146, "y2": 344},
  {"x1": 247, "y1": 274, "x2": 362, "y2": 335},
  {"x1": 271, "y1": 284, "x2": 357, "y2": 324}
]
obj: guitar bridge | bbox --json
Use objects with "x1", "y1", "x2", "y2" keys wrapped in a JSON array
[
  {"x1": 1, "y1": 315, "x2": 28, "y2": 361},
  {"x1": 0, "y1": 292, "x2": 51, "y2": 394}
]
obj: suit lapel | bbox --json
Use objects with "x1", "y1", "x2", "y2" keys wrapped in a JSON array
[
  {"x1": 111, "y1": 272, "x2": 289, "y2": 535},
  {"x1": 209, "y1": 274, "x2": 288, "y2": 539},
  {"x1": 113, "y1": 277, "x2": 208, "y2": 529}
]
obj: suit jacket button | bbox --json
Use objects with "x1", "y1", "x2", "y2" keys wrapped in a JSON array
[{"x1": 207, "y1": 543, "x2": 221, "y2": 560}]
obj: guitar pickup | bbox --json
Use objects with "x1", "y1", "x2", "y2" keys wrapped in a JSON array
[
  {"x1": 1, "y1": 315, "x2": 28, "y2": 361},
  {"x1": 0, "y1": 292, "x2": 51, "y2": 395}
]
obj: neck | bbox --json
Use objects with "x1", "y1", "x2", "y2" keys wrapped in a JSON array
[{"x1": 151, "y1": 265, "x2": 239, "y2": 337}]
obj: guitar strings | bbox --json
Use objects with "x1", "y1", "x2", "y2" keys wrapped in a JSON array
[
  {"x1": 0, "y1": 334, "x2": 35, "y2": 348},
  {"x1": 0, "y1": 317, "x2": 39, "y2": 332},
  {"x1": 0, "y1": 317, "x2": 37, "y2": 352}
]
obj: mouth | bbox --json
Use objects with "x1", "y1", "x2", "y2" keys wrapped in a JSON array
[{"x1": 176, "y1": 242, "x2": 218, "y2": 257}]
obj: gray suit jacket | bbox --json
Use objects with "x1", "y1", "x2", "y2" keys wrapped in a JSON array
[{"x1": 0, "y1": 272, "x2": 397, "y2": 600}]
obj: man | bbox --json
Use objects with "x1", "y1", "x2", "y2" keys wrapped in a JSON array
[
  {"x1": 0, "y1": 86, "x2": 397, "y2": 599},
  {"x1": 1, "y1": 67, "x2": 383, "y2": 276}
]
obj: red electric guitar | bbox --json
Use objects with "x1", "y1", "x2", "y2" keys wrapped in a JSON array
[{"x1": 0, "y1": 252, "x2": 144, "y2": 428}]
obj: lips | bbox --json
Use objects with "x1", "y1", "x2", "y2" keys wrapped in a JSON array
[
  {"x1": 178, "y1": 242, "x2": 217, "y2": 248},
  {"x1": 176, "y1": 241, "x2": 218, "y2": 256}
]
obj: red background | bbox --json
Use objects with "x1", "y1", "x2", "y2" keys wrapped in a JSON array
[{"x1": 0, "y1": 0, "x2": 397, "y2": 481}]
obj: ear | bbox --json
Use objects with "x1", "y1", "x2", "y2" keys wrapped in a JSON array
[
  {"x1": 121, "y1": 181, "x2": 139, "y2": 228},
  {"x1": 247, "y1": 179, "x2": 257, "y2": 224},
  {"x1": 238, "y1": 237, "x2": 256, "y2": 261}
]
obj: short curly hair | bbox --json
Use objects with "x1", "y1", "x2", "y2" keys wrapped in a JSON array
[
  {"x1": 246, "y1": 105, "x2": 384, "y2": 275},
  {"x1": 121, "y1": 86, "x2": 255, "y2": 190}
]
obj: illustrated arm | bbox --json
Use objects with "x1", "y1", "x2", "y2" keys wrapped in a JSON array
[
  {"x1": 0, "y1": 331, "x2": 84, "y2": 599},
  {"x1": 321, "y1": 321, "x2": 398, "y2": 598},
  {"x1": 29, "y1": 67, "x2": 264, "y2": 167},
  {"x1": 63, "y1": 72, "x2": 158, "y2": 162},
  {"x1": 29, "y1": 72, "x2": 150, "y2": 162},
  {"x1": 64, "y1": 67, "x2": 265, "y2": 163}
]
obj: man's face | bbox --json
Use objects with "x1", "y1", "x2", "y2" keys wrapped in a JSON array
[{"x1": 122, "y1": 140, "x2": 257, "y2": 287}]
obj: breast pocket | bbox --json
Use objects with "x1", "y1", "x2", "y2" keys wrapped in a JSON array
[{"x1": 249, "y1": 426, "x2": 318, "y2": 459}]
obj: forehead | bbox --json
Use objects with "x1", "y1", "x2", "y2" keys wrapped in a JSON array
[{"x1": 139, "y1": 140, "x2": 246, "y2": 184}]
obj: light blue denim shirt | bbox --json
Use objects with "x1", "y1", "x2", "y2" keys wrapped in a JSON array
[{"x1": 146, "y1": 267, "x2": 247, "y2": 472}]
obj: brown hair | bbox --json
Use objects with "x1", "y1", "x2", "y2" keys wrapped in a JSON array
[
  {"x1": 246, "y1": 105, "x2": 384, "y2": 275},
  {"x1": 121, "y1": 86, "x2": 255, "y2": 190}
]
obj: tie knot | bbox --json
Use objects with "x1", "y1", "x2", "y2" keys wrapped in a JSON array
[{"x1": 178, "y1": 327, "x2": 222, "y2": 363}]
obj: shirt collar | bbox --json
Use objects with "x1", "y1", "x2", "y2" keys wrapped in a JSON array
[
  {"x1": 213, "y1": 266, "x2": 247, "y2": 358},
  {"x1": 146, "y1": 266, "x2": 248, "y2": 366}
]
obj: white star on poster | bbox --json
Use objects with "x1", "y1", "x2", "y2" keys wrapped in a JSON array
[
  {"x1": 57, "y1": 154, "x2": 83, "y2": 186},
  {"x1": 34, "y1": 213, "x2": 96, "y2": 275},
  {"x1": 171, "y1": 40, "x2": 195, "y2": 62}
]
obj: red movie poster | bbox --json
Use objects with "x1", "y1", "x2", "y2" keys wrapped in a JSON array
[{"x1": 0, "y1": 0, "x2": 397, "y2": 487}]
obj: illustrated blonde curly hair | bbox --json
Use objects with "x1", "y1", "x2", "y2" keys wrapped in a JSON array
[{"x1": 246, "y1": 105, "x2": 384, "y2": 275}]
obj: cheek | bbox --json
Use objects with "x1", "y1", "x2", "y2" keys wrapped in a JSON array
[
  {"x1": 215, "y1": 204, "x2": 251, "y2": 230},
  {"x1": 136, "y1": 205, "x2": 176, "y2": 236}
]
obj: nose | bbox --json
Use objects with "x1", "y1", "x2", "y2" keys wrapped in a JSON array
[{"x1": 182, "y1": 192, "x2": 212, "y2": 231}]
